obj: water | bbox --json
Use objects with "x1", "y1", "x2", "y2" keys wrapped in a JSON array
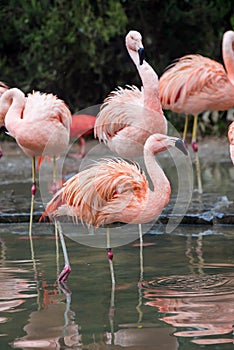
[
  {"x1": 0, "y1": 223, "x2": 234, "y2": 349},
  {"x1": 1, "y1": 141, "x2": 234, "y2": 349}
]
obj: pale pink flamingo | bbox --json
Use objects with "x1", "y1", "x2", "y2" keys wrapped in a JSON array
[
  {"x1": 70, "y1": 114, "x2": 96, "y2": 158},
  {"x1": 0, "y1": 82, "x2": 9, "y2": 158},
  {"x1": 94, "y1": 30, "x2": 167, "y2": 158},
  {"x1": 1, "y1": 88, "x2": 72, "y2": 240},
  {"x1": 228, "y1": 121, "x2": 234, "y2": 164},
  {"x1": 159, "y1": 30, "x2": 234, "y2": 194},
  {"x1": 41, "y1": 133, "x2": 187, "y2": 283}
]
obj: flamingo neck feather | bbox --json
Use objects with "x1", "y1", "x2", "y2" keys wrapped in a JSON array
[
  {"x1": 144, "y1": 141, "x2": 170, "y2": 205},
  {"x1": 223, "y1": 31, "x2": 234, "y2": 86},
  {"x1": 3, "y1": 88, "x2": 25, "y2": 138}
]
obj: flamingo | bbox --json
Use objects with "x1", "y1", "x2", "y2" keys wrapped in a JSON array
[
  {"x1": 70, "y1": 114, "x2": 96, "y2": 158},
  {"x1": 228, "y1": 121, "x2": 234, "y2": 164},
  {"x1": 1, "y1": 87, "x2": 72, "y2": 240},
  {"x1": 41, "y1": 133, "x2": 187, "y2": 283},
  {"x1": 94, "y1": 30, "x2": 167, "y2": 158},
  {"x1": 159, "y1": 30, "x2": 234, "y2": 194},
  {"x1": 0, "y1": 81, "x2": 9, "y2": 158}
]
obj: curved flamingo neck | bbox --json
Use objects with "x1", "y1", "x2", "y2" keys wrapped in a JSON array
[
  {"x1": 127, "y1": 47, "x2": 162, "y2": 112},
  {"x1": 144, "y1": 137, "x2": 171, "y2": 205},
  {"x1": 3, "y1": 88, "x2": 25, "y2": 138},
  {"x1": 138, "y1": 61, "x2": 162, "y2": 112},
  {"x1": 222, "y1": 31, "x2": 234, "y2": 86}
]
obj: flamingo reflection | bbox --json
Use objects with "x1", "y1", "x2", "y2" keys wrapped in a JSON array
[
  {"x1": 0, "y1": 238, "x2": 37, "y2": 335},
  {"x1": 12, "y1": 281, "x2": 82, "y2": 349},
  {"x1": 143, "y1": 272, "x2": 234, "y2": 345}
]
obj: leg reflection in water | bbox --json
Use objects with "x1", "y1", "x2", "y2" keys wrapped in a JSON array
[{"x1": 12, "y1": 280, "x2": 82, "y2": 349}]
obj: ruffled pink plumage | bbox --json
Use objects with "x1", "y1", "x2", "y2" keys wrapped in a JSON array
[{"x1": 159, "y1": 31, "x2": 234, "y2": 115}]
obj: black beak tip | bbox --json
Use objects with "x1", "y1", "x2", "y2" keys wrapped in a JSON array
[
  {"x1": 175, "y1": 139, "x2": 188, "y2": 155},
  {"x1": 138, "y1": 47, "x2": 145, "y2": 65},
  {"x1": 0, "y1": 126, "x2": 8, "y2": 134}
]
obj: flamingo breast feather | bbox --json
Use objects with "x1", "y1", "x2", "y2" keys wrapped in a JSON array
[{"x1": 94, "y1": 86, "x2": 144, "y2": 143}]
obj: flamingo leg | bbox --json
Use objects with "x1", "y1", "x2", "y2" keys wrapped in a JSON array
[
  {"x1": 183, "y1": 115, "x2": 189, "y2": 142},
  {"x1": 29, "y1": 156, "x2": 38, "y2": 275},
  {"x1": 191, "y1": 114, "x2": 203, "y2": 194},
  {"x1": 78, "y1": 137, "x2": 86, "y2": 158},
  {"x1": 29, "y1": 157, "x2": 36, "y2": 237},
  {"x1": 52, "y1": 156, "x2": 60, "y2": 275},
  {"x1": 138, "y1": 224, "x2": 143, "y2": 283},
  {"x1": 0, "y1": 147, "x2": 3, "y2": 158},
  {"x1": 106, "y1": 226, "x2": 115, "y2": 286},
  {"x1": 56, "y1": 220, "x2": 71, "y2": 282},
  {"x1": 136, "y1": 223, "x2": 143, "y2": 325}
]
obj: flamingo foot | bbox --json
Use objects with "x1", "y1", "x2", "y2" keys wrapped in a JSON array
[{"x1": 58, "y1": 265, "x2": 71, "y2": 282}]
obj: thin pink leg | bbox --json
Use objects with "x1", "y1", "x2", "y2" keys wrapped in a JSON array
[{"x1": 55, "y1": 220, "x2": 71, "y2": 282}]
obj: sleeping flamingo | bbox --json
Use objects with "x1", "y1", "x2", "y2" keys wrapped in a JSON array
[
  {"x1": 70, "y1": 114, "x2": 96, "y2": 158},
  {"x1": 94, "y1": 30, "x2": 167, "y2": 158},
  {"x1": 0, "y1": 82, "x2": 9, "y2": 158},
  {"x1": 159, "y1": 30, "x2": 234, "y2": 194},
  {"x1": 1, "y1": 88, "x2": 72, "y2": 239},
  {"x1": 41, "y1": 133, "x2": 187, "y2": 283},
  {"x1": 228, "y1": 121, "x2": 234, "y2": 164}
]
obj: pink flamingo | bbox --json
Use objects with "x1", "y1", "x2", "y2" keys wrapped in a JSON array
[
  {"x1": 228, "y1": 121, "x2": 234, "y2": 164},
  {"x1": 1, "y1": 88, "x2": 72, "y2": 239},
  {"x1": 0, "y1": 82, "x2": 9, "y2": 158},
  {"x1": 94, "y1": 30, "x2": 167, "y2": 158},
  {"x1": 70, "y1": 114, "x2": 96, "y2": 158},
  {"x1": 159, "y1": 30, "x2": 234, "y2": 194},
  {"x1": 41, "y1": 133, "x2": 187, "y2": 283}
]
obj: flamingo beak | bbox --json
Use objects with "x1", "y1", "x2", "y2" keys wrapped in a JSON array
[
  {"x1": 138, "y1": 47, "x2": 145, "y2": 65},
  {"x1": 175, "y1": 139, "x2": 188, "y2": 155},
  {"x1": 0, "y1": 126, "x2": 8, "y2": 135}
]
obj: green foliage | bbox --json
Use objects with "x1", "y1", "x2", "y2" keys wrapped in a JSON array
[{"x1": 0, "y1": 0, "x2": 127, "y2": 109}]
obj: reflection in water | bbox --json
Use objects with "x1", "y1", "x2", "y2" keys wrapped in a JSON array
[
  {"x1": 1, "y1": 224, "x2": 234, "y2": 349},
  {"x1": 100, "y1": 239, "x2": 179, "y2": 350},
  {"x1": 143, "y1": 271, "x2": 234, "y2": 345},
  {"x1": 12, "y1": 281, "x2": 82, "y2": 349},
  {"x1": 0, "y1": 238, "x2": 37, "y2": 337}
]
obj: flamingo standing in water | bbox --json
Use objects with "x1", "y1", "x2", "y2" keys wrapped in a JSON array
[
  {"x1": 41, "y1": 133, "x2": 187, "y2": 283},
  {"x1": 94, "y1": 30, "x2": 167, "y2": 158},
  {"x1": 159, "y1": 30, "x2": 234, "y2": 194},
  {"x1": 1, "y1": 88, "x2": 72, "y2": 239},
  {"x1": 0, "y1": 82, "x2": 9, "y2": 158},
  {"x1": 228, "y1": 121, "x2": 234, "y2": 164},
  {"x1": 70, "y1": 114, "x2": 96, "y2": 158}
]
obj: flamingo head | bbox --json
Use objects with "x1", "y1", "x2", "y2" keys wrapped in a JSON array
[
  {"x1": 126, "y1": 30, "x2": 145, "y2": 65},
  {"x1": 145, "y1": 133, "x2": 188, "y2": 156}
]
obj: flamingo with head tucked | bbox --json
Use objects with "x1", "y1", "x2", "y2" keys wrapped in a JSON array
[
  {"x1": 159, "y1": 30, "x2": 234, "y2": 194},
  {"x1": 70, "y1": 114, "x2": 96, "y2": 158},
  {"x1": 0, "y1": 87, "x2": 72, "y2": 243}
]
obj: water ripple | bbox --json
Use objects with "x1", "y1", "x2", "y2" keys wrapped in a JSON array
[{"x1": 142, "y1": 273, "x2": 234, "y2": 345}]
